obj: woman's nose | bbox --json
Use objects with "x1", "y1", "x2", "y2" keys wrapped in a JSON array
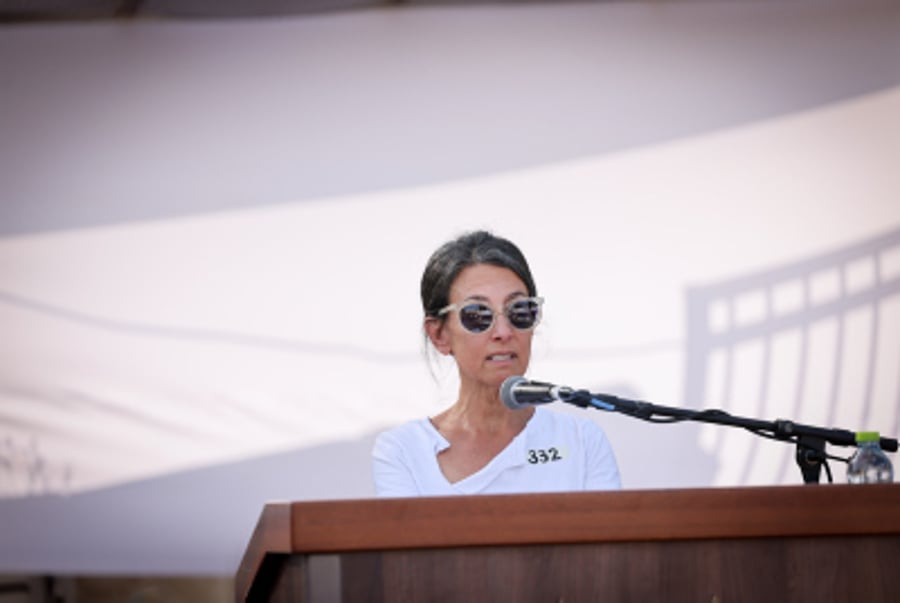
[{"x1": 490, "y1": 312, "x2": 514, "y2": 339}]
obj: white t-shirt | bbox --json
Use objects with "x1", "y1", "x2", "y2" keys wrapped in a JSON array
[{"x1": 372, "y1": 407, "x2": 621, "y2": 497}]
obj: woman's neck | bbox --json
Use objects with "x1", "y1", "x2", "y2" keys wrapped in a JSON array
[{"x1": 439, "y1": 381, "x2": 533, "y2": 435}]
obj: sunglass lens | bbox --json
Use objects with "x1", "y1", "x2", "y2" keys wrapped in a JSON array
[
  {"x1": 459, "y1": 304, "x2": 494, "y2": 333},
  {"x1": 507, "y1": 299, "x2": 540, "y2": 329}
]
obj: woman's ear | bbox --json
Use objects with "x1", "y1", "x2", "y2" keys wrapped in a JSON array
[{"x1": 425, "y1": 317, "x2": 453, "y2": 356}]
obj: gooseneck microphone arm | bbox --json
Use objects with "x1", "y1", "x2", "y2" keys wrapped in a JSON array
[
  {"x1": 573, "y1": 388, "x2": 899, "y2": 448},
  {"x1": 501, "y1": 377, "x2": 898, "y2": 485}
]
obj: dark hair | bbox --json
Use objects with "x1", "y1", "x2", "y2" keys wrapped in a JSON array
[{"x1": 421, "y1": 230, "x2": 537, "y2": 319}]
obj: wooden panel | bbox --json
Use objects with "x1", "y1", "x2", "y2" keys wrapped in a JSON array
[
  {"x1": 265, "y1": 556, "x2": 309, "y2": 603},
  {"x1": 290, "y1": 485, "x2": 900, "y2": 553},
  {"x1": 236, "y1": 485, "x2": 900, "y2": 601},
  {"x1": 235, "y1": 503, "x2": 292, "y2": 602},
  {"x1": 339, "y1": 535, "x2": 900, "y2": 602}
]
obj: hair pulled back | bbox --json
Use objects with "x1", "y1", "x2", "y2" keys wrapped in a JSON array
[{"x1": 420, "y1": 231, "x2": 537, "y2": 320}]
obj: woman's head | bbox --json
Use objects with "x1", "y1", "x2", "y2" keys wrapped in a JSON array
[
  {"x1": 421, "y1": 232, "x2": 539, "y2": 388},
  {"x1": 421, "y1": 231, "x2": 537, "y2": 320}
]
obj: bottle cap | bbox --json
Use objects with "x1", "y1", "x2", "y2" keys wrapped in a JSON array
[{"x1": 855, "y1": 431, "x2": 880, "y2": 443}]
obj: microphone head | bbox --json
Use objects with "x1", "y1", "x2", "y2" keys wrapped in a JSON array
[{"x1": 500, "y1": 375, "x2": 528, "y2": 410}]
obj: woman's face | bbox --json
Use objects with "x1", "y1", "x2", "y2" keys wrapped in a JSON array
[{"x1": 428, "y1": 263, "x2": 535, "y2": 390}]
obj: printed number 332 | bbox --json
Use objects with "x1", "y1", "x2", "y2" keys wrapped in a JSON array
[{"x1": 527, "y1": 448, "x2": 562, "y2": 464}]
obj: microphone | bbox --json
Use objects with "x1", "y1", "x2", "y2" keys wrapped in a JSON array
[{"x1": 500, "y1": 376, "x2": 575, "y2": 410}]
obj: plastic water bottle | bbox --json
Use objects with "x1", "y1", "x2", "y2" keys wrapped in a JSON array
[{"x1": 846, "y1": 432, "x2": 894, "y2": 483}]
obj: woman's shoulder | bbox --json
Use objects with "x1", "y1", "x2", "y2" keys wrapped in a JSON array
[
  {"x1": 374, "y1": 417, "x2": 448, "y2": 452},
  {"x1": 377, "y1": 417, "x2": 433, "y2": 442}
]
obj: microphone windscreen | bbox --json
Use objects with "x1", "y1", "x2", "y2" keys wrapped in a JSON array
[{"x1": 500, "y1": 375, "x2": 528, "y2": 410}]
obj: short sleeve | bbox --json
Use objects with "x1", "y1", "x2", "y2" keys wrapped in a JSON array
[{"x1": 372, "y1": 429, "x2": 420, "y2": 497}]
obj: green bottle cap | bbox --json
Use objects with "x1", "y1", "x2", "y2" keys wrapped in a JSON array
[{"x1": 855, "y1": 431, "x2": 880, "y2": 443}]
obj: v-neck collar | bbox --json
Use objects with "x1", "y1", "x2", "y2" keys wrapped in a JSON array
[{"x1": 422, "y1": 408, "x2": 542, "y2": 493}]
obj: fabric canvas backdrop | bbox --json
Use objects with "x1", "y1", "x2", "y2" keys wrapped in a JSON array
[{"x1": 1, "y1": 0, "x2": 899, "y2": 575}]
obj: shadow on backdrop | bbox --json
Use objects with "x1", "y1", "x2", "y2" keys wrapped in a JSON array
[
  {"x1": 684, "y1": 226, "x2": 900, "y2": 485},
  {"x1": 0, "y1": 432, "x2": 378, "y2": 574}
]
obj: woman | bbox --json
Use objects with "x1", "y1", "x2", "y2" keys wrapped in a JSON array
[{"x1": 372, "y1": 231, "x2": 621, "y2": 496}]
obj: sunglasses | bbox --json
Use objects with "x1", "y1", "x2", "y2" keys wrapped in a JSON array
[{"x1": 437, "y1": 296, "x2": 544, "y2": 334}]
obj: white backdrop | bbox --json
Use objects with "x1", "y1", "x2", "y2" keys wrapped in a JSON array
[{"x1": 1, "y1": 0, "x2": 899, "y2": 575}]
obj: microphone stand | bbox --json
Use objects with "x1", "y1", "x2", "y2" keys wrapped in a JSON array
[{"x1": 560, "y1": 389, "x2": 899, "y2": 485}]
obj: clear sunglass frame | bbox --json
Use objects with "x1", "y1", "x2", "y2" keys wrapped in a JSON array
[{"x1": 437, "y1": 296, "x2": 544, "y2": 333}]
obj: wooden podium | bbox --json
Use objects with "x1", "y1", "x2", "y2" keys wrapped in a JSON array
[{"x1": 236, "y1": 484, "x2": 900, "y2": 601}]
